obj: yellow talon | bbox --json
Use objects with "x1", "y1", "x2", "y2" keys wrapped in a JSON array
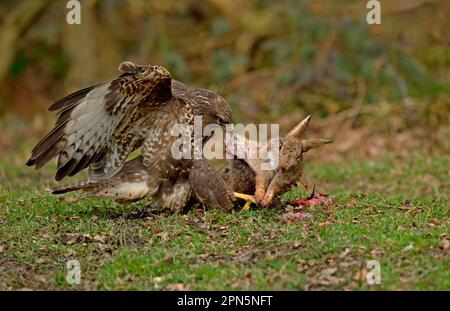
[
  {"x1": 241, "y1": 200, "x2": 251, "y2": 212},
  {"x1": 234, "y1": 192, "x2": 256, "y2": 203},
  {"x1": 234, "y1": 192, "x2": 256, "y2": 212}
]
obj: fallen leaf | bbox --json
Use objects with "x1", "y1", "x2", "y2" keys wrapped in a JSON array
[
  {"x1": 321, "y1": 267, "x2": 337, "y2": 276},
  {"x1": 339, "y1": 248, "x2": 351, "y2": 258},
  {"x1": 402, "y1": 244, "x2": 414, "y2": 252},
  {"x1": 346, "y1": 198, "x2": 356, "y2": 207},
  {"x1": 292, "y1": 241, "x2": 302, "y2": 249},
  {"x1": 153, "y1": 276, "x2": 164, "y2": 284},
  {"x1": 441, "y1": 238, "x2": 449, "y2": 250},
  {"x1": 165, "y1": 283, "x2": 189, "y2": 291},
  {"x1": 93, "y1": 235, "x2": 106, "y2": 243},
  {"x1": 157, "y1": 232, "x2": 170, "y2": 243},
  {"x1": 34, "y1": 274, "x2": 47, "y2": 283},
  {"x1": 282, "y1": 211, "x2": 312, "y2": 223},
  {"x1": 318, "y1": 221, "x2": 332, "y2": 227},
  {"x1": 217, "y1": 225, "x2": 228, "y2": 233},
  {"x1": 284, "y1": 205, "x2": 294, "y2": 212}
]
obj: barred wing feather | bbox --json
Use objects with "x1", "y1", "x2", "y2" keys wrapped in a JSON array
[{"x1": 27, "y1": 62, "x2": 172, "y2": 181}]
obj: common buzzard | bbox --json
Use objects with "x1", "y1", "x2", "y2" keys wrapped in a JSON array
[{"x1": 27, "y1": 61, "x2": 235, "y2": 211}]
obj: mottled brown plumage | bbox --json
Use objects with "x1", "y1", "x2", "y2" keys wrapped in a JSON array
[
  {"x1": 29, "y1": 61, "x2": 232, "y2": 211},
  {"x1": 27, "y1": 61, "x2": 231, "y2": 180},
  {"x1": 189, "y1": 159, "x2": 236, "y2": 211}
]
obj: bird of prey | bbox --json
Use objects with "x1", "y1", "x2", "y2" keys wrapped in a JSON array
[{"x1": 27, "y1": 61, "x2": 239, "y2": 212}]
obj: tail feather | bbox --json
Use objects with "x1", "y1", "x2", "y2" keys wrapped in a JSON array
[{"x1": 51, "y1": 181, "x2": 95, "y2": 194}]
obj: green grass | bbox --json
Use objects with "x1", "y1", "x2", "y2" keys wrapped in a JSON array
[{"x1": 0, "y1": 153, "x2": 448, "y2": 290}]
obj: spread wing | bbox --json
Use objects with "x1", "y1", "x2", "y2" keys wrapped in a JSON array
[
  {"x1": 189, "y1": 159, "x2": 235, "y2": 211},
  {"x1": 27, "y1": 61, "x2": 173, "y2": 181}
]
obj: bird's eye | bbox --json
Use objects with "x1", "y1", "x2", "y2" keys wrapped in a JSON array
[
  {"x1": 218, "y1": 117, "x2": 228, "y2": 125},
  {"x1": 277, "y1": 166, "x2": 286, "y2": 173}
]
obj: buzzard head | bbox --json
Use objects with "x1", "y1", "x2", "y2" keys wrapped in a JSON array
[{"x1": 191, "y1": 89, "x2": 232, "y2": 128}]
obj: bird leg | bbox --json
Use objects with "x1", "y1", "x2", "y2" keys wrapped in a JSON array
[{"x1": 234, "y1": 192, "x2": 256, "y2": 212}]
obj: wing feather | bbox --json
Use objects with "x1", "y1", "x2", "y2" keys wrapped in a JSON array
[
  {"x1": 49, "y1": 84, "x2": 101, "y2": 111},
  {"x1": 189, "y1": 159, "x2": 235, "y2": 211},
  {"x1": 27, "y1": 62, "x2": 173, "y2": 181}
]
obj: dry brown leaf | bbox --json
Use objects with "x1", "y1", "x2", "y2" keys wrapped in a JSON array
[
  {"x1": 441, "y1": 238, "x2": 449, "y2": 250},
  {"x1": 165, "y1": 283, "x2": 189, "y2": 291},
  {"x1": 282, "y1": 211, "x2": 312, "y2": 223}
]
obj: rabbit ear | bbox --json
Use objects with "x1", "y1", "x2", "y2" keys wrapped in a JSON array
[
  {"x1": 301, "y1": 139, "x2": 332, "y2": 153},
  {"x1": 286, "y1": 115, "x2": 311, "y2": 138}
]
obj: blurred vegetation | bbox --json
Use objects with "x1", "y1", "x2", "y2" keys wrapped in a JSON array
[{"x1": 0, "y1": 0, "x2": 449, "y2": 158}]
